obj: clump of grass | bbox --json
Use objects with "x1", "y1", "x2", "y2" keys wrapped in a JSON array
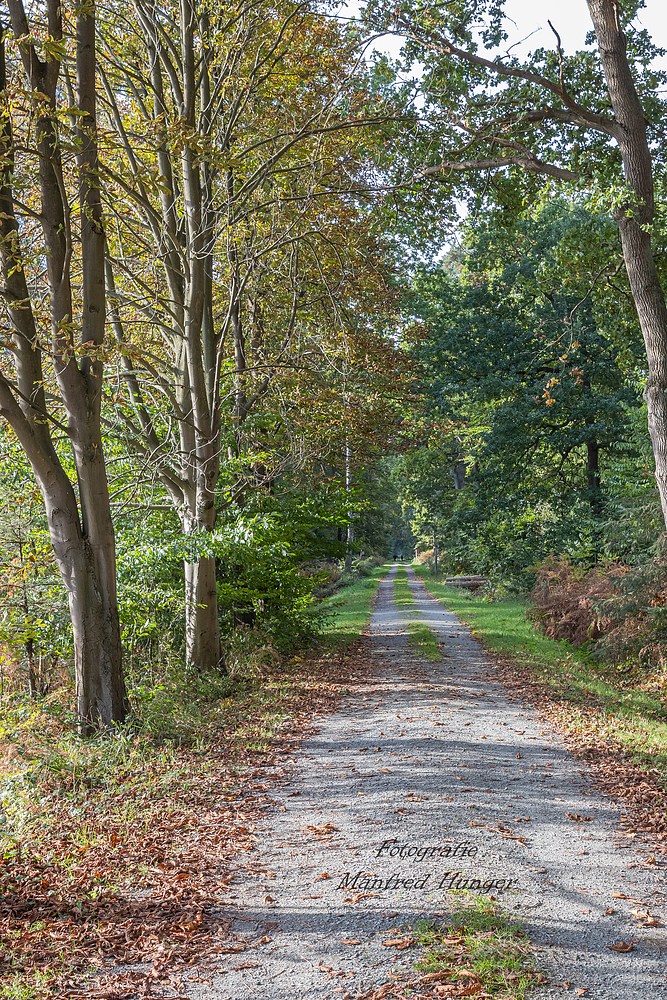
[
  {"x1": 406, "y1": 622, "x2": 441, "y2": 661},
  {"x1": 394, "y1": 567, "x2": 441, "y2": 661},
  {"x1": 413, "y1": 895, "x2": 543, "y2": 999},
  {"x1": 393, "y1": 565, "x2": 415, "y2": 608}
]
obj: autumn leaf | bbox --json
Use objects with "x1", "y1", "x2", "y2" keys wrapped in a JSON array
[
  {"x1": 382, "y1": 936, "x2": 414, "y2": 950},
  {"x1": 608, "y1": 941, "x2": 635, "y2": 953}
]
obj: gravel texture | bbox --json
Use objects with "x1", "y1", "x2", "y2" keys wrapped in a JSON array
[{"x1": 186, "y1": 565, "x2": 667, "y2": 999}]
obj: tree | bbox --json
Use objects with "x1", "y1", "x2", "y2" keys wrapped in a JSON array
[
  {"x1": 400, "y1": 200, "x2": 644, "y2": 582},
  {"x1": 0, "y1": 2, "x2": 128, "y2": 730},
  {"x1": 99, "y1": 0, "x2": 392, "y2": 670},
  {"x1": 367, "y1": 0, "x2": 667, "y2": 527}
]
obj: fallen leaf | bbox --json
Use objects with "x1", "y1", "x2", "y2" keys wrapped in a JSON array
[
  {"x1": 608, "y1": 941, "x2": 635, "y2": 953},
  {"x1": 382, "y1": 936, "x2": 414, "y2": 950},
  {"x1": 566, "y1": 813, "x2": 593, "y2": 823}
]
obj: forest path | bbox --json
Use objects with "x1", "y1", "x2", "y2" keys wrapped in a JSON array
[{"x1": 187, "y1": 566, "x2": 667, "y2": 1000}]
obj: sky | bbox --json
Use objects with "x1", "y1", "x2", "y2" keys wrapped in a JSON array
[{"x1": 339, "y1": 0, "x2": 667, "y2": 64}]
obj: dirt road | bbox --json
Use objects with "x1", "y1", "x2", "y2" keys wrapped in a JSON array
[{"x1": 187, "y1": 566, "x2": 667, "y2": 999}]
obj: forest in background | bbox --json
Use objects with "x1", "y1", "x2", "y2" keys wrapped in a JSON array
[{"x1": 0, "y1": 0, "x2": 666, "y2": 726}]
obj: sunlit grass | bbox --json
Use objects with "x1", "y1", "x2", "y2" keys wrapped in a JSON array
[
  {"x1": 413, "y1": 895, "x2": 542, "y2": 999},
  {"x1": 394, "y1": 566, "x2": 442, "y2": 660},
  {"x1": 319, "y1": 564, "x2": 388, "y2": 647}
]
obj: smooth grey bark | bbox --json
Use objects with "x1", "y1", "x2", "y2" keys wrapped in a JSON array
[
  {"x1": 586, "y1": 436, "x2": 603, "y2": 519},
  {"x1": 0, "y1": 2, "x2": 128, "y2": 732},
  {"x1": 345, "y1": 436, "x2": 354, "y2": 572}
]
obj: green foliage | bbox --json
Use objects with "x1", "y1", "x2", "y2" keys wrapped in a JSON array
[{"x1": 394, "y1": 199, "x2": 651, "y2": 587}]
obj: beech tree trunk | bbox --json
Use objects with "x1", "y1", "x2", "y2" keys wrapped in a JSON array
[
  {"x1": 184, "y1": 557, "x2": 221, "y2": 671},
  {"x1": 0, "y1": 1, "x2": 128, "y2": 732},
  {"x1": 182, "y1": 504, "x2": 221, "y2": 671},
  {"x1": 588, "y1": 0, "x2": 667, "y2": 527}
]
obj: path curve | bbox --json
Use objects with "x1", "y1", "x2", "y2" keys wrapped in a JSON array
[{"x1": 187, "y1": 566, "x2": 666, "y2": 999}]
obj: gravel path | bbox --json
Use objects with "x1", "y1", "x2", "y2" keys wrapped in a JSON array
[{"x1": 187, "y1": 566, "x2": 667, "y2": 999}]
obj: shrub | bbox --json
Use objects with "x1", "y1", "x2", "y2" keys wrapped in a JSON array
[
  {"x1": 530, "y1": 556, "x2": 627, "y2": 647},
  {"x1": 531, "y1": 554, "x2": 667, "y2": 669}
]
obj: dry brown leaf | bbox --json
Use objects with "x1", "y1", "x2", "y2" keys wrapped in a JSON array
[
  {"x1": 566, "y1": 813, "x2": 593, "y2": 823},
  {"x1": 417, "y1": 971, "x2": 454, "y2": 984},
  {"x1": 382, "y1": 936, "x2": 414, "y2": 950},
  {"x1": 608, "y1": 940, "x2": 635, "y2": 953},
  {"x1": 304, "y1": 822, "x2": 339, "y2": 838}
]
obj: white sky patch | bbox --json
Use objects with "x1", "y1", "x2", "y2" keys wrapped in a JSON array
[{"x1": 339, "y1": 0, "x2": 667, "y2": 66}]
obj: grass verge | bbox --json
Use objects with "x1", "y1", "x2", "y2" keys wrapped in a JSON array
[
  {"x1": 319, "y1": 563, "x2": 387, "y2": 647},
  {"x1": 0, "y1": 571, "x2": 385, "y2": 999},
  {"x1": 415, "y1": 566, "x2": 667, "y2": 847},
  {"x1": 394, "y1": 567, "x2": 441, "y2": 661}
]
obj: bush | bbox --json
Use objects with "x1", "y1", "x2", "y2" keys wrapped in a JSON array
[
  {"x1": 530, "y1": 557, "x2": 625, "y2": 647},
  {"x1": 531, "y1": 554, "x2": 667, "y2": 669}
]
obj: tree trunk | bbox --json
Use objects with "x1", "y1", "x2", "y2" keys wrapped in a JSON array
[
  {"x1": 38, "y1": 471, "x2": 128, "y2": 733},
  {"x1": 451, "y1": 460, "x2": 466, "y2": 491},
  {"x1": 182, "y1": 500, "x2": 221, "y2": 671},
  {"x1": 344, "y1": 435, "x2": 354, "y2": 572},
  {"x1": 588, "y1": 0, "x2": 667, "y2": 527},
  {"x1": 586, "y1": 436, "x2": 603, "y2": 519},
  {"x1": 0, "y1": 6, "x2": 128, "y2": 733},
  {"x1": 184, "y1": 556, "x2": 221, "y2": 671},
  {"x1": 70, "y1": 555, "x2": 127, "y2": 732}
]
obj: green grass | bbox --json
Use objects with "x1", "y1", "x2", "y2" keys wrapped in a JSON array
[
  {"x1": 406, "y1": 622, "x2": 441, "y2": 660},
  {"x1": 319, "y1": 564, "x2": 387, "y2": 648},
  {"x1": 393, "y1": 565, "x2": 415, "y2": 608},
  {"x1": 394, "y1": 566, "x2": 441, "y2": 660},
  {"x1": 416, "y1": 566, "x2": 667, "y2": 779},
  {"x1": 413, "y1": 896, "x2": 542, "y2": 999}
]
